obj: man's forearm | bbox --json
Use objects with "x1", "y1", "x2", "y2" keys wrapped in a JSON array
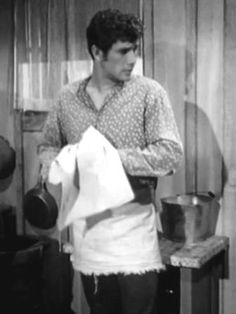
[{"x1": 118, "y1": 140, "x2": 183, "y2": 177}]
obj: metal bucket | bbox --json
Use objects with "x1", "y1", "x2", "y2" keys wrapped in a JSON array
[{"x1": 160, "y1": 192, "x2": 220, "y2": 244}]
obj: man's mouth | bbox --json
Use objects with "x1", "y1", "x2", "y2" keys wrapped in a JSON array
[{"x1": 123, "y1": 68, "x2": 133, "y2": 74}]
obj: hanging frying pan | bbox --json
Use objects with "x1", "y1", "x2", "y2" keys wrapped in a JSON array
[
  {"x1": 24, "y1": 173, "x2": 58, "y2": 230},
  {"x1": 0, "y1": 136, "x2": 16, "y2": 179}
]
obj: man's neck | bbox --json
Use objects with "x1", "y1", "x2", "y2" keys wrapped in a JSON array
[
  {"x1": 85, "y1": 70, "x2": 117, "y2": 110},
  {"x1": 88, "y1": 66, "x2": 118, "y2": 94}
]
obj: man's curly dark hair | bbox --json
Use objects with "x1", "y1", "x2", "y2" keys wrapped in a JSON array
[{"x1": 86, "y1": 9, "x2": 144, "y2": 59}]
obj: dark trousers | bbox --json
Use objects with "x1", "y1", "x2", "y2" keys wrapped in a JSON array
[{"x1": 81, "y1": 271, "x2": 158, "y2": 314}]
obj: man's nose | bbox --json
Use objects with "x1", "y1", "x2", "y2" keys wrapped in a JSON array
[{"x1": 126, "y1": 50, "x2": 137, "y2": 65}]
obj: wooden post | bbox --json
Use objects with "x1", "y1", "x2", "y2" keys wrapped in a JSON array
[{"x1": 14, "y1": 109, "x2": 25, "y2": 234}]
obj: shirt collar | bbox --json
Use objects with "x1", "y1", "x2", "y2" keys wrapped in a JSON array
[{"x1": 76, "y1": 75, "x2": 126, "y2": 98}]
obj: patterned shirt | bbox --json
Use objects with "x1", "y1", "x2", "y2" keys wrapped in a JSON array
[{"x1": 38, "y1": 75, "x2": 183, "y2": 275}]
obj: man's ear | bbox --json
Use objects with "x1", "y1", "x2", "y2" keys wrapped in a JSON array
[{"x1": 91, "y1": 45, "x2": 103, "y2": 61}]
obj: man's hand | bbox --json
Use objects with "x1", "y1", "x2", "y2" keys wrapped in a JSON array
[{"x1": 38, "y1": 148, "x2": 59, "y2": 181}]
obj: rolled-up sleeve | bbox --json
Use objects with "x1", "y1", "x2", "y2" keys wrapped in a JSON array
[{"x1": 118, "y1": 87, "x2": 183, "y2": 177}]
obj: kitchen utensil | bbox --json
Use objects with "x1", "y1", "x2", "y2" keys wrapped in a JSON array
[
  {"x1": 0, "y1": 136, "x2": 16, "y2": 179},
  {"x1": 160, "y1": 192, "x2": 220, "y2": 244},
  {"x1": 24, "y1": 174, "x2": 58, "y2": 229}
]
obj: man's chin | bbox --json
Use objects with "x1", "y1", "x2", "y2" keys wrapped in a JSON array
[
  {"x1": 120, "y1": 73, "x2": 132, "y2": 81},
  {"x1": 111, "y1": 73, "x2": 132, "y2": 83}
]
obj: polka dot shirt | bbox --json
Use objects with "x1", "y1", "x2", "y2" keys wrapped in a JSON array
[{"x1": 39, "y1": 75, "x2": 183, "y2": 178}]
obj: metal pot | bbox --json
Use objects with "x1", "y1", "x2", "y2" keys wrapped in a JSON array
[
  {"x1": 160, "y1": 192, "x2": 220, "y2": 244},
  {"x1": 24, "y1": 176, "x2": 58, "y2": 230},
  {"x1": 0, "y1": 136, "x2": 16, "y2": 179}
]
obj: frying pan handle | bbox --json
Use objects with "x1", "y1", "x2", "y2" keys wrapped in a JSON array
[{"x1": 37, "y1": 164, "x2": 48, "y2": 191}]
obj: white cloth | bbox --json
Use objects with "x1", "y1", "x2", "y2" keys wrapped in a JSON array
[
  {"x1": 48, "y1": 126, "x2": 134, "y2": 230},
  {"x1": 70, "y1": 202, "x2": 164, "y2": 275},
  {"x1": 48, "y1": 127, "x2": 164, "y2": 277},
  {"x1": 48, "y1": 144, "x2": 79, "y2": 231}
]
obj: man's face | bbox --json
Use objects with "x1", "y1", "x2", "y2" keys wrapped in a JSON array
[{"x1": 100, "y1": 40, "x2": 139, "y2": 82}]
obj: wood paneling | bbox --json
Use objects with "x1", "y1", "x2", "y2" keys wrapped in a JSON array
[
  {"x1": 196, "y1": 0, "x2": 224, "y2": 196},
  {"x1": 222, "y1": 1, "x2": 236, "y2": 313},
  {"x1": 0, "y1": 0, "x2": 16, "y2": 207},
  {"x1": 142, "y1": 0, "x2": 154, "y2": 78},
  {"x1": 17, "y1": 2, "x2": 140, "y2": 314},
  {"x1": 143, "y1": 0, "x2": 186, "y2": 197},
  {"x1": 184, "y1": 0, "x2": 198, "y2": 193},
  {"x1": 14, "y1": 110, "x2": 25, "y2": 234}
]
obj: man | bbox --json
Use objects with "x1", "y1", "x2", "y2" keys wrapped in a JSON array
[{"x1": 38, "y1": 9, "x2": 183, "y2": 314}]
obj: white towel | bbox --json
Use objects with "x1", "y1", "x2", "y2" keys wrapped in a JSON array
[
  {"x1": 48, "y1": 126, "x2": 134, "y2": 230},
  {"x1": 48, "y1": 144, "x2": 79, "y2": 231}
]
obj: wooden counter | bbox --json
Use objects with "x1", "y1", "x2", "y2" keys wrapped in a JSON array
[{"x1": 158, "y1": 235, "x2": 229, "y2": 314}]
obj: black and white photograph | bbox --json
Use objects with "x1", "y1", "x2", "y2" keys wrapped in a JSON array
[{"x1": 0, "y1": 1, "x2": 234, "y2": 314}]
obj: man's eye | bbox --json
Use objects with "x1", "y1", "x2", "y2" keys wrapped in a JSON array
[
  {"x1": 120, "y1": 47, "x2": 138, "y2": 55},
  {"x1": 120, "y1": 49, "x2": 129, "y2": 55}
]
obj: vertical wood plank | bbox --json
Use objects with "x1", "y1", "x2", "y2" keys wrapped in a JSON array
[
  {"x1": 196, "y1": 0, "x2": 224, "y2": 196},
  {"x1": 222, "y1": 1, "x2": 236, "y2": 312},
  {"x1": 210, "y1": 257, "x2": 221, "y2": 314},
  {"x1": 181, "y1": 265, "x2": 213, "y2": 314},
  {"x1": 151, "y1": 0, "x2": 186, "y2": 197},
  {"x1": 142, "y1": 0, "x2": 154, "y2": 78},
  {"x1": 180, "y1": 268, "x2": 193, "y2": 314},
  {"x1": 184, "y1": 0, "x2": 198, "y2": 193},
  {"x1": 223, "y1": 0, "x2": 236, "y2": 167},
  {"x1": 13, "y1": 110, "x2": 25, "y2": 234}
]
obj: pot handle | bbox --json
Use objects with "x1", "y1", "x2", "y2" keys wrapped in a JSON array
[
  {"x1": 177, "y1": 191, "x2": 216, "y2": 198},
  {"x1": 207, "y1": 191, "x2": 215, "y2": 198}
]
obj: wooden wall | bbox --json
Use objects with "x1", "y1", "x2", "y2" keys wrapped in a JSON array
[
  {"x1": 1, "y1": 0, "x2": 236, "y2": 313},
  {"x1": 143, "y1": 0, "x2": 225, "y2": 199},
  {"x1": 0, "y1": 0, "x2": 16, "y2": 206},
  {"x1": 221, "y1": 0, "x2": 236, "y2": 310}
]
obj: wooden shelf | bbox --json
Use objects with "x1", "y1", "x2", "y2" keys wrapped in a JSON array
[{"x1": 160, "y1": 235, "x2": 229, "y2": 268}]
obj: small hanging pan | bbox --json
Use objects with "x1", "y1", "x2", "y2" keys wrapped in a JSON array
[
  {"x1": 0, "y1": 135, "x2": 16, "y2": 179},
  {"x1": 24, "y1": 170, "x2": 58, "y2": 230}
]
